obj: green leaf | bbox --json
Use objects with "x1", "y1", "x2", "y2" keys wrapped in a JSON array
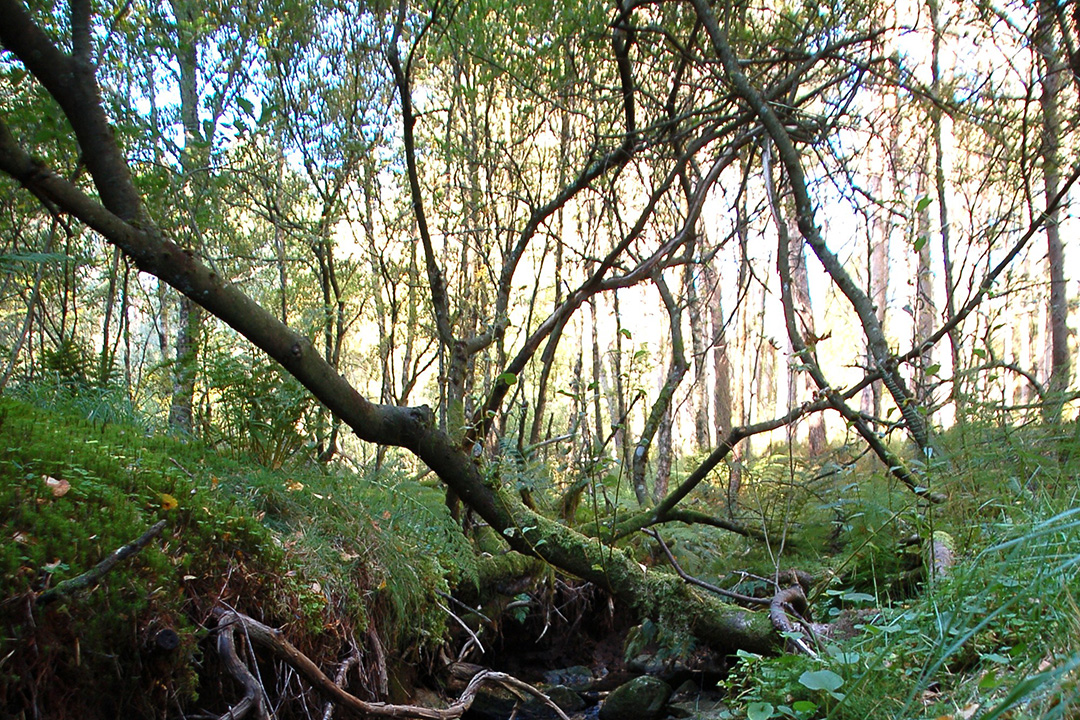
[
  {"x1": 925, "y1": 363, "x2": 941, "y2": 376},
  {"x1": 497, "y1": 372, "x2": 518, "y2": 386},
  {"x1": 913, "y1": 234, "x2": 928, "y2": 252},
  {"x1": 915, "y1": 195, "x2": 933, "y2": 212},
  {"x1": 746, "y1": 701, "x2": 775, "y2": 720},
  {"x1": 978, "y1": 668, "x2": 1002, "y2": 690},
  {"x1": 619, "y1": 328, "x2": 632, "y2": 339},
  {"x1": 826, "y1": 647, "x2": 861, "y2": 664},
  {"x1": 259, "y1": 102, "x2": 276, "y2": 126},
  {"x1": 798, "y1": 669, "x2": 844, "y2": 692},
  {"x1": 237, "y1": 96, "x2": 254, "y2": 117},
  {"x1": 841, "y1": 591, "x2": 875, "y2": 603}
]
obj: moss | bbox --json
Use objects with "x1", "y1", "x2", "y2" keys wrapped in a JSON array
[{"x1": 0, "y1": 397, "x2": 472, "y2": 718}]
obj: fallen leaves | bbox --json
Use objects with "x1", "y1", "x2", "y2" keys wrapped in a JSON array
[{"x1": 42, "y1": 475, "x2": 70, "y2": 497}]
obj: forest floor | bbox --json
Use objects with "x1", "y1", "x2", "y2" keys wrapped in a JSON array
[{"x1": 2, "y1": 393, "x2": 1080, "y2": 719}]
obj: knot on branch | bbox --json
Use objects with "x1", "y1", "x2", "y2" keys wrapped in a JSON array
[{"x1": 409, "y1": 404, "x2": 435, "y2": 427}]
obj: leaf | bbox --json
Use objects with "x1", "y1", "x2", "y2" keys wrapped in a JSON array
[
  {"x1": 798, "y1": 669, "x2": 844, "y2": 692},
  {"x1": 913, "y1": 234, "x2": 928, "y2": 252},
  {"x1": 916, "y1": 195, "x2": 933, "y2": 212},
  {"x1": 159, "y1": 492, "x2": 179, "y2": 511},
  {"x1": 841, "y1": 591, "x2": 875, "y2": 603},
  {"x1": 43, "y1": 475, "x2": 70, "y2": 497},
  {"x1": 237, "y1": 96, "x2": 254, "y2": 117},
  {"x1": 497, "y1": 372, "x2": 518, "y2": 386},
  {"x1": 746, "y1": 701, "x2": 775, "y2": 720},
  {"x1": 259, "y1": 102, "x2": 276, "y2": 126},
  {"x1": 925, "y1": 363, "x2": 941, "y2": 376},
  {"x1": 618, "y1": 328, "x2": 631, "y2": 339}
]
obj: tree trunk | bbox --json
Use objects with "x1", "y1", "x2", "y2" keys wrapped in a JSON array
[
  {"x1": 97, "y1": 245, "x2": 121, "y2": 385},
  {"x1": 631, "y1": 274, "x2": 689, "y2": 506},
  {"x1": 862, "y1": 175, "x2": 889, "y2": 420},
  {"x1": 914, "y1": 152, "x2": 936, "y2": 409},
  {"x1": 1037, "y1": 0, "x2": 1072, "y2": 424},
  {"x1": 786, "y1": 210, "x2": 825, "y2": 455},
  {"x1": 166, "y1": 0, "x2": 206, "y2": 434},
  {"x1": 705, "y1": 258, "x2": 738, "y2": 506},
  {"x1": 928, "y1": 0, "x2": 963, "y2": 415},
  {"x1": 688, "y1": 266, "x2": 711, "y2": 451},
  {"x1": 168, "y1": 299, "x2": 201, "y2": 433}
]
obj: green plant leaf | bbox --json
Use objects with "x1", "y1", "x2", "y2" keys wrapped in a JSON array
[
  {"x1": 798, "y1": 669, "x2": 844, "y2": 692},
  {"x1": 746, "y1": 701, "x2": 775, "y2": 720}
]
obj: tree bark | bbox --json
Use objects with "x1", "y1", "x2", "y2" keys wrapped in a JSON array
[
  {"x1": 688, "y1": 270, "x2": 711, "y2": 451},
  {"x1": 166, "y1": 0, "x2": 206, "y2": 434},
  {"x1": 928, "y1": 0, "x2": 963, "y2": 414},
  {"x1": 1037, "y1": 0, "x2": 1072, "y2": 424},
  {"x1": 785, "y1": 208, "x2": 825, "y2": 456},
  {"x1": 631, "y1": 274, "x2": 689, "y2": 506}
]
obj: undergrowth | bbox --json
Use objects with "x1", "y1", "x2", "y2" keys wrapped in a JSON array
[
  {"x1": 721, "y1": 420, "x2": 1080, "y2": 720},
  {"x1": 0, "y1": 394, "x2": 471, "y2": 719}
]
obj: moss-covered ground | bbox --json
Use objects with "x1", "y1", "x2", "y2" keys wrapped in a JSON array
[{"x1": 0, "y1": 396, "x2": 472, "y2": 719}]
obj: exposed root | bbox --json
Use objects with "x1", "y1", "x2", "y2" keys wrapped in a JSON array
[
  {"x1": 321, "y1": 636, "x2": 361, "y2": 720},
  {"x1": 644, "y1": 529, "x2": 768, "y2": 607},
  {"x1": 212, "y1": 607, "x2": 571, "y2": 720},
  {"x1": 768, "y1": 585, "x2": 818, "y2": 656},
  {"x1": 648, "y1": 528, "x2": 878, "y2": 656},
  {"x1": 216, "y1": 610, "x2": 269, "y2": 720}
]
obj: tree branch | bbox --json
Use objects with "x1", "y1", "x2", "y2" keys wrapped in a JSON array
[{"x1": 37, "y1": 520, "x2": 167, "y2": 606}]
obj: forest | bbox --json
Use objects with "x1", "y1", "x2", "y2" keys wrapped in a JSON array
[{"x1": 1, "y1": 0, "x2": 1079, "y2": 717}]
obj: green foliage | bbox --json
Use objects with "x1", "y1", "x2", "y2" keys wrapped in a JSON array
[
  {"x1": 9, "y1": 368, "x2": 152, "y2": 431},
  {"x1": 0, "y1": 394, "x2": 474, "y2": 718},
  {"x1": 41, "y1": 337, "x2": 92, "y2": 386},
  {"x1": 723, "y1": 422, "x2": 1080, "y2": 720},
  {"x1": 624, "y1": 617, "x2": 698, "y2": 667},
  {"x1": 202, "y1": 346, "x2": 318, "y2": 468}
]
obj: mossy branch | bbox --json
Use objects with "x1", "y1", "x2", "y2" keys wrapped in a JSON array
[{"x1": 36, "y1": 519, "x2": 167, "y2": 607}]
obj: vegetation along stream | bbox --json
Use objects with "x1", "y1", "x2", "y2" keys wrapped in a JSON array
[{"x1": 1, "y1": 0, "x2": 1079, "y2": 717}]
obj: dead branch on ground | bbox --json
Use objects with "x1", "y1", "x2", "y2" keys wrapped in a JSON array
[{"x1": 212, "y1": 608, "x2": 571, "y2": 720}]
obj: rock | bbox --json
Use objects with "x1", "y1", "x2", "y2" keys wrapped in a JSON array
[
  {"x1": 543, "y1": 665, "x2": 595, "y2": 691},
  {"x1": 411, "y1": 688, "x2": 448, "y2": 709},
  {"x1": 542, "y1": 685, "x2": 587, "y2": 713},
  {"x1": 598, "y1": 676, "x2": 672, "y2": 720},
  {"x1": 668, "y1": 690, "x2": 730, "y2": 720},
  {"x1": 464, "y1": 684, "x2": 518, "y2": 720},
  {"x1": 466, "y1": 683, "x2": 586, "y2": 720}
]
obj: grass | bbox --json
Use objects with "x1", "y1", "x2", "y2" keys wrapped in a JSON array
[{"x1": 721, "y1": 420, "x2": 1080, "y2": 720}]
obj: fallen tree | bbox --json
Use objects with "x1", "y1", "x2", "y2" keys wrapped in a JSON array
[{"x1": 0, "y1": 0, "x2": 1070, "y2": 670}]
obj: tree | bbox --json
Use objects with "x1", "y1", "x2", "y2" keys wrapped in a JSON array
[
  {"x1": 1036, "y1": 0, "x2": 1072, "y2": 423},
  {"x1": 1, "y1": 0, "x2": 1074, "y2": 665}
]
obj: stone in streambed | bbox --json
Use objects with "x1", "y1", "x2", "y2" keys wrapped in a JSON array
[{"x1": 598, "y1": 676, "x2": 672, "y2": 720}]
